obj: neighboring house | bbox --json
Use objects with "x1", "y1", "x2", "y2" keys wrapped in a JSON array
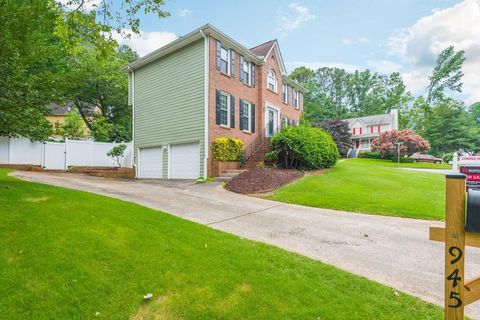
[
  {"x1": 46, "y1": 102, "x2": 76, "y2": 133},
  {"x1": 346, "y1": 108, "x2": 398, "y2": 152},
  {"x1": 46, "y1": 102, "x2": 97, "y2": 137},
  {"x1": 124, "y1": 24, "x2": 306, "y2": 179}
]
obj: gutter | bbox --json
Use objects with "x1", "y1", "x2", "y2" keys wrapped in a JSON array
[
  {"x1": 200, "y1": 29, "x2": 209, "y2": 179},
  {"x1": 127, "y1": 65, "x2": 137, "y2": 178}
]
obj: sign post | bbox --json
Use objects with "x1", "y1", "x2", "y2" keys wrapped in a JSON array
[
  {"x1": 394, "y1": 141, "x2": 404, "y2": 167},
  {"x1": 429, "y1": 172, "x2": 480, "y2": 319},
  {"x1": 444, "y1": 173, "x2": 466, "y2": 319}
]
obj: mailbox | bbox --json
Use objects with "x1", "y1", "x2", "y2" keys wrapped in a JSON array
[{"x1": 466, "y1": 190, "x2": 480, "y2": 232}]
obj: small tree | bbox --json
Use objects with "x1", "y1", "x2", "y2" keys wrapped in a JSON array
[
  {"x1": 61, "y1": 109, "x2": 85, "y2": 139},
  {"x1": 371, "y1": 129, "x2": 430, "y2": 157},
  {"x1": 107, "y1": 144, "x2": 127, "y2": 167},
  {"x1": 316, "y1": 119, "x2": 352, "y2": 157}
]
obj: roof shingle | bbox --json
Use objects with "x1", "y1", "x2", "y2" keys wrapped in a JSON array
[{"x1": 250, "y1": 40, "x2": 276, "y2": 58}]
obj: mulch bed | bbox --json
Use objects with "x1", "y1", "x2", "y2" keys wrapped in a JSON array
[{"x1": 227, "y1": 168, "x2": 304, "y2": 194}]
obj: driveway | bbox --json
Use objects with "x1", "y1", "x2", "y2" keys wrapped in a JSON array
[{"x1": 11, "y1": 171, "x2": 480, "y2": 318}]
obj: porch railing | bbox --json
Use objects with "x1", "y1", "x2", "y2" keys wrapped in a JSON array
[{"x1": 240, "y1": 124, "x2": 282, "y2": 166}]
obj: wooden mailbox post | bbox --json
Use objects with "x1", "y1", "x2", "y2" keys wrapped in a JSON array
[{"x1": 430, "y1": 172, "x2": 480, "y2": 319}]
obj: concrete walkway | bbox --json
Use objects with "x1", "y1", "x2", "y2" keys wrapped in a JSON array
[{"x1": 10, "y1": 171, "x2": 480, "y2": 318}]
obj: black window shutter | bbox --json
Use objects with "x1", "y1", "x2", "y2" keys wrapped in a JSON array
[
  {"x1": 230, "y1": 95, "x2": 235, "y2": 128},
  {"x1": 216, "y1": 41, "x2": 221, "y2": 70},
  {"x1": 215, "y1": 90, "x2": 221, "y2": 125},
  {"x1": 251, "y1": 103, "x2": 255, "y2": 133},
  {"x1": 240, "y1": 56, "x2": 245, "y2": 82},
  {"x1": 251, "y1": 64, "x2": 256, "y2": 87},
  {"x1": 230, "y1": 50, "x2": 236, "y2": 78},
  {"x1": 239, "y1": 99, "x2": 244, "y2": 130}
]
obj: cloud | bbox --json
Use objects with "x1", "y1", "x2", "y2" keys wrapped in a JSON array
[
  {"x1": 111, "y1": 29, "x2": 178, "y2": 57},
  {"x1": 277, "y1": 3, "x2": 316, "y2": 36},
  {"x1": 177, "y1": 8, "x2": 192, "y2": 17},
  {"x1": 387, "y1": 0, "x2": 480, "y2": 103},
  {"x1": 341, "y1": 37, "x2": 370, "y2": 45}
]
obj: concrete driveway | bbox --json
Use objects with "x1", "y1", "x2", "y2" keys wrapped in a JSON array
[{"x1": 10, "y1": 171, "x2": 480, "y2": 318}]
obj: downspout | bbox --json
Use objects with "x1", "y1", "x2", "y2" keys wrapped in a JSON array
[
  {"x1": 200, "y1": 29, "x2": 209, "y2": 179},
  {"x1": 127, "y1": 65, "x2": 137, "y2": 177}
]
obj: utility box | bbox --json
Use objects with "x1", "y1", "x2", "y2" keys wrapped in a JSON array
[{"x1": 466, "y1": 190, "x2": 480, "y2": 232}]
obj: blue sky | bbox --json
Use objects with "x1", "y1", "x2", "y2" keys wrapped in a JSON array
[{"x1": 115, "y1": 0, "x2": 480, "y2": 104}]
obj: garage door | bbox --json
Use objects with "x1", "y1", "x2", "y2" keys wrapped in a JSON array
[
  {"x1": 139, "y1": 147, "x2": 163, "y2": 178},
  {"x1": 170, "y1": 143, "x2": 200, "y2": 179}
]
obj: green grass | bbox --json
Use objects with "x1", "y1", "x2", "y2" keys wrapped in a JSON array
[
  {"x1": 270, "y1": 158, "x2": 446, "y2": 220},
  {"x1": 0, "y1": 169, "x2": 443, "y2": 319},
  {"x1": 357, "y1": 158, "x2": 452, "y2": 169}
]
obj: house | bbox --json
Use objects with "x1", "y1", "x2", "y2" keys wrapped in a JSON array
[
  {"x1": 46, "y1": 102, "x2": 97, "y2": 137},
  {"x1": 124, "y1": 24, "x2": 306, "y2": 179},
  {"x1": 346, "y1": 108, "x2": 398, "y2": 153}
]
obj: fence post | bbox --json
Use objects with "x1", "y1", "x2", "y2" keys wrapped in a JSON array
[{"x1": 444, "y1": 172, "x2": 466, "y2": 320}]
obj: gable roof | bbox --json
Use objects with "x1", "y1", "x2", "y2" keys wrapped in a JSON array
[
  {"x1": 123, "y1": 24, "x2": 304, "y2": 92},
  {"x1": 47, "y1": 102, "x2": 75, "y2": 116},
  {"x1": 250, "y1": 40, "x2": 276, "y2": 58},
  {"x1": 345, "y1": 113, "x2": 394, "y2": 126}
]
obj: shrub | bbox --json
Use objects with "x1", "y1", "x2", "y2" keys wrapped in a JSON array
[
  {"x1": 107, "y1": 144, "x2": 127, "y2": 167},
  {"x1": 212, "y1": 137, "x2": 244, "y2": 161},
  {"x1": 358, "y1": 151, "x2": 382, "y2": 159},
  {"x1": 269, "y1": 126, "x2": 339, "y2": 170},
  {"x1": 391, "y1": 157, "x2": 415, "y2": 163},
  {"x1": 316, "y1": 119, "x2": 352, "y2": 157},
  {"x1": 371, "y1": 129, "x2": 430, "y2": 158}
]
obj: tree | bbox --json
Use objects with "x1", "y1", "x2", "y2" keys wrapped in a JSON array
[
  {"x1": 470, "y1": 102, "x2": 480, "y2": 124},
  {"x1": 61, "y1": 110, "x2": 85, "y2": 139},
  {"x1": 426, "y1": 46, "x2": 466, "y2": 103},
  {"x1": 0, "y1": 0, "x2": 168, "y2": 141},
  {"x1": 422, "y1": 99, "x2": 478, "y2": 155},
  {"x1": 91, "y1": 117, "x2": 114, "y2": 142},
  {"x1": 317, "y1": 119, "x2": 352, "y2": 157},
  {"x1": 371, "y1": 130, "x2": 430, "y2": 157},
  {"x1": 107, "y1": 144, "x2": 128, "y2": 167}
]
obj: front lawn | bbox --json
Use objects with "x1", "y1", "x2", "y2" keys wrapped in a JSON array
[
  {"x1": 270, "y1": 158, "x2": 446, "y2": 220},
  {"x1": 0, "y1": 169, "x2": 443, "y2": 319},
  {"x1": 357, "y1": 158, "x2": 451, "y2": 169}
]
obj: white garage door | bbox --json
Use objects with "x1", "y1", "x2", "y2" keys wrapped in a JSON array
[
  {"x1": 170, "y1": 143, "x2": 200, "y2": 179},
  {"x1": 139, "y1": 147, "x2": 163, "y2": 178}
]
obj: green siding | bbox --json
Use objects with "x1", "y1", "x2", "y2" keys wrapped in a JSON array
[{"x1": 133, "y1": 39, "x2": 205, "y2": 177}]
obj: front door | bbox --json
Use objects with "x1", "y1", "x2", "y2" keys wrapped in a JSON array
[
  {"x1": 355, "y1": 140, "x2": 360, "y2": 149},
  {"x1": 265, "y1": 107, "x2": 278, "y2": 137}
]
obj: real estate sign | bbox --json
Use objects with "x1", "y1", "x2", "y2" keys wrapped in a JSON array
[{"x1": 460, "y1": 166, "x2": 480, "y2": 191}]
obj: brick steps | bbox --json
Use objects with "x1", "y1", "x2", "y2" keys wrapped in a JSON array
[{"x1": 215, "y1": 169, "x2": 247, "y2": 182}]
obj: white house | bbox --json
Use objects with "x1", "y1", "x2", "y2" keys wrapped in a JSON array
[{"x1": 346, "y1": 109, "x2": 398, "y2": 153}]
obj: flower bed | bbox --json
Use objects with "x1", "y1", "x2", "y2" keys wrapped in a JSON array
[{"x1": 226, "y1": 168, "x2": 304, "y2": 194}]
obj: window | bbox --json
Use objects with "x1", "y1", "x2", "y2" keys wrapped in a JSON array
[
  {"x1": 352, "y1": 128, "x2": 356, "y2": 135},
  {"x1": 359, "y1": 127, "x2": 363, "y2": 135},
  {"x1": 378, "y1": 125, "x2": 381, "y2": 133},
  {"x1": 219, "y1": 92, "x2": 230, "y2": 126},
  {"x1": 293, "y1": 120, "x2": 299, "y2": 126},
  {"x1": 267, "y1": 70, "x2": 277, "y2": 92},
  {"x1": 242, "y1": 60, "x2": 251, "y2": 85},
  {"x1": 240, "y1": 100, "x2": 251, "y2": 132},
  {"x1": 293, "y1": 89, "x2": 299, "y2": 108},
  {"x1": 281, "y1": 116, "x2": 289, "y2": 128},
  {"x1": 220, "y1": 47, "x2": 229, "y2": 74},
  {"x1": 282, "y1": 84, "x2": 288, "y2": 103},
  {"x1": 370, "y1": 126, "x2": 374, "y2": 133}
]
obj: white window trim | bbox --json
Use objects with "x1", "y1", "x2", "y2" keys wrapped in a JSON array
[
  {"x1": 282, "y1": 84, "x2": 288, "y2": 103},
  {"x1": 242, "y1": 60, "x2": 252, "y2": 85},
  {"x1": 293, "y1": 90, "x2": 299, "y2": 109},
  {"x1": 267, "y1": 70, "x2": 277, "y2": 92},
  {"x1": 219, "y1": 91, "x2": 231, "y2": 127},
  {"x1": 241, "y1": 100, "x2": 252, "y2": 132},
  {"x1": 220, "y1": 47, "x2": 230, "y2": 75}
]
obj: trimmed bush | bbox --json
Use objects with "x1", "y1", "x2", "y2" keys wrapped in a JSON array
[
  {"x1": 269, "y1": 126, "x2": 339, "y2": 170},
  {"x1": 358, "y1": 151, "x2": 382, "y2": 159},
  {"x1": 391, "y1": 157, "x2": 415, "y2": 163},
  {"x1": 212, "y1": 137, "x2": 244, "y2": 161}
]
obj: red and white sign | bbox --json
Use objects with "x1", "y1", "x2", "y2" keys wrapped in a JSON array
[{"x1": 460, "y1": 166, "x2": 480, "y2": 191}]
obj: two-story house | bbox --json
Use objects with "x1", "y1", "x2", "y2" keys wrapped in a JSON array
[
  {"x1": 124, "y1": 24, "x2": 305, "y2": 179},
  {"x1": 346, "y1": 108, "x2": 398, "y2": 155}
]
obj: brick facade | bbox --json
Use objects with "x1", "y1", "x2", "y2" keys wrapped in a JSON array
[{"x1": 207, "y1": 36, "x2": 303, "y2": 176}]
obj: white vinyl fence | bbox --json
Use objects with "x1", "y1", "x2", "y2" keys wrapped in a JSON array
[{"x1": 0, "y1": 137, "x2": 133, "y2": 170}]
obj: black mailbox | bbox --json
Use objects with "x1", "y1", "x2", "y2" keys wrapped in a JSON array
[{"x1": 466, "y1": 190, "x2": 480, "y2": 232}]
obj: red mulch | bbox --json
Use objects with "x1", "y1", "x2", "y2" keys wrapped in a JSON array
[{"x1": 227, "y1": 168, "x2": 304, "y2": 194}]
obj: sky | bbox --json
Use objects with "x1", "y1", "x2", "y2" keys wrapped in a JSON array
[{"x1": 111, "y1": 0, "x2": 480, "y2": 105}]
